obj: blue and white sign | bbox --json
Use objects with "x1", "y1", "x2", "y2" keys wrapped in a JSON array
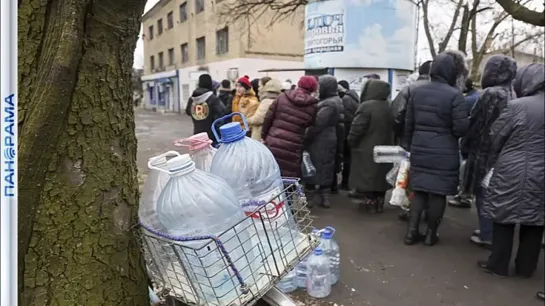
[{"x1": 305, "y1": 0, "x2": 418, "y2": 71}]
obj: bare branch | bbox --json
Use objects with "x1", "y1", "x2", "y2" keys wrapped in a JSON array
[
  {"x1": 495, "y1": 0, "x2": 545, "y2": 26},
  {"x1": 217, "y1": 0, "x2": 308, "y2": 28},
  {"x1": 421, "y1": 0, "x2": 438, "y2": 58},
  {"x1": 439, "y1": 0, "x2": 465, "y2": 53}
]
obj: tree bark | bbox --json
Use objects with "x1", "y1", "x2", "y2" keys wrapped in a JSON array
[
  {"x1": 495, "y1": 0, "x2": 545, "y2": 27},
  {"x1": 18, "y1": 0, "x2": 149, "y2": 304},
  {"x1": 421, "y1": 0, "x2": 437, "y2": 58}
]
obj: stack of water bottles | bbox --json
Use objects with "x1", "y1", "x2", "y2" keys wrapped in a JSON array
[
  {"x1": 277, "y1": 227, "x2": 340, "y2": 299},
  {"x1": 139, "y1": 113, "x2": 319, "y2": 305}
]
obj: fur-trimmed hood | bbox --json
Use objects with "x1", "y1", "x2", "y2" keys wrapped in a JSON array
[
  {"x1": 514, "y1": 63, "x2": 545, "y2": 98},
  {"x1": 481, "y1": 55, "x2": 517, "y2": 89},
  {"x1": 430, "y1": 50, "x2": 468, "y2": 90}
]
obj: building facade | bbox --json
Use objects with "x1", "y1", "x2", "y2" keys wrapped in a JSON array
[{"x1": 141, "y1": 0, "x2": 305, "y2": 112}]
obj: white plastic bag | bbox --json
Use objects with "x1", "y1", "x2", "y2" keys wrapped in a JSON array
[{"x1": 389, "y1": 160, "x2": 410, "y2": 207}]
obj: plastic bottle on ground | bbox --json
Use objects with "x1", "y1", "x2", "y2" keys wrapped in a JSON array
[
  {"x1": 320, "y1": 227, "x2": 340, "y2": 285},
  {"x1": 156, "y1": 154, "x2": 257, "y2": 304},
  {"x1": 295, "y1": 229, "x2": 320, "y2": 288},
  {"x1": 210, "y1": 113, "x2": 300, "y2": 262},
  {"x1": 173, "y1": 132, "x2": 217, "y2": 172},
  {"x1": 277, "y1": 268, "x2": 297, "y2": 293},
  {"x1": 306, "y1": 247, "x2": 332, "y2": 299},
  {"x1": 373, "y1": 145, "x2": 409, "y2": 163}
]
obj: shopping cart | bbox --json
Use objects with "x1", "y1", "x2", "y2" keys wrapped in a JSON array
[{"x1": 140, "y1": 178, "x2": 320, "y2": 306}]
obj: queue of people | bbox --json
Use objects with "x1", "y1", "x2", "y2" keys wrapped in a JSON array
[{"x1": 184, "y1": 57, "x2": 544, "y2": 299}]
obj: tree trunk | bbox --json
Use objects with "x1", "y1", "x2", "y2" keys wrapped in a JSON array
[{"x1": 18, "y1": 0, "x2": 148, "y2": 304}]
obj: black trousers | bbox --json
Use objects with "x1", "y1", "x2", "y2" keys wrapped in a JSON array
[
  {"x1": 411, "y1": 191, "x2": 447, "y2": 229},
  {"x1": 487, "y1": 222, "x2": 544, "y2": 277},
  {"x1": 341, "y1": 141, "x2": 351, "y2": 186}
]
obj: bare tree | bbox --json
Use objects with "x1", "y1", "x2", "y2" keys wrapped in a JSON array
[
  {"x1": 495, "y1": 0, "x2": 545, "y2": 26},
  {"x1": 18, "y1": 0, "x2": 149, "y2": 304}
]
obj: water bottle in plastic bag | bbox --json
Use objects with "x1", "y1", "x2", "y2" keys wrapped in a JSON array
[
  {"x1": 390, "y1": 159, "x2": 410, "y2": 207},
  {"x1": 306, "y1": 247, "x2": 332, "y2": 299},
  {"x1": 210, "y1": 112, "x2": 300, "y2": 261},
  {"x1": 386, "y1": 163, "x2": 400, "y2": 186},
  {"x1": 173, "y1": 132, "x2": 217, "y2": 172},
  {"x1": 320, "y1": 227, "x2": 340, "y2": 285},
  {"x1": 373, "y1": 145, "x2": 409, "y2": 163},
  {"x1": 156, "y1": 154, "x2": 258, "y2": 304}
]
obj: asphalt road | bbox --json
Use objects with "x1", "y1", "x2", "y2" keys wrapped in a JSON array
[{"x1": 135, "y1": 108, "x2": 544, "y2": 306}]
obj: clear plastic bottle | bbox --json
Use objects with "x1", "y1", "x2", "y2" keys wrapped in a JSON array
[
  {"x1": 210, "y1": 113, "x2": 300, "y2": 260},
  {"x1": 277, "y1": 268, "x2": 297, "y2": 293},
  {"x1": 306, "y1": 247, "x2": 332, "y2": 299},
  {"x1": 301, "y1": 151, "x2": 316, "y2": 178},
  {"x1": 320, "y1": 227, "x2": 340, "y2": 285},
  {"x1": 373, "y1": 145, "x2": 409, "y2": 163},
  {"x1": 295, "y1": 229, "x2": 319, "y2": 288},
  {"x1": 156, "y1": 154, "x2": 257, "y2": 304},
  {"x1": 173, "y1": 132, "x2": 217, "y2": 172}
]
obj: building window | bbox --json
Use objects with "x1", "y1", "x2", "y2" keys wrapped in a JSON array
[
  {"x1": 168, "y1": 48, "x2": 174, "y2": 65},
  {"x1": 195, "y1": 0, "x2": 204, "y2": 13},
  {"x1": 148, "y1": 25, "x2": 154, "y2": 40},
  {"x1": 196, "y1": 37, "x2": 206, "y2": 61},
  {"x1": 179, "y1": 2, "x2": 188, "y2": 22},
  {"x1": 158, "y1": 52, "x2": 164, "y2": 68},
  {"x1": 181, "y1": 43, "x2": 189, "y2": 63},
  {"x1": 157, "y1": 18, "x2": 163, "y2": 35},
  {"x1": 216, "y1": 27, "x2": 229, "y2": 55},
  {"x1": 150, "y1": 55, "x2": 155, "y2": 70},
  {"x1": 167, "y1": 11, "x2": 174, "y2": 29}
]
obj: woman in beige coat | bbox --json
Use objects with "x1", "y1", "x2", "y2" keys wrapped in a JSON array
[{"x1": 247, "y1": 78, "x2": 282, "y2": 141}]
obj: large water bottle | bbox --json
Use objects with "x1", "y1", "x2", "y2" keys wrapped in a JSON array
[
  {"x1": 295, "y1": 229, "x2": 319, "y2": 288},
  {"x1": 306, "y1": 247, "x2": 332, "y2": 299},
  {"x1": 277, "y1": 268, "x2": 297, "y2": 293},
  {"x1": 156, "y1": 154, "x2": 257, "y2": 304},
  {"x1": 321, "y1": 227, "x2": 340, "y2": 285},
  {"x1": 173, "y1": 132, "x2": 217, "y2": 172},
  {"x1": 301, "y1": 151, "x2": 316, "y2": 178},
  {"x1": 210, "y1": 113, "x2": 300, "y2": 259},
  {"x1": 373, "y1": 145, "x2": 409, "y2": 163}
]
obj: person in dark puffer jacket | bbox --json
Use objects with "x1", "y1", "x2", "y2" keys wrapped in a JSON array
[
  {"x1": 456, "y1": 55, "x2": 517, "y2": 247},
  {"x1": 337, "y1": 80, "x2": 359, "y2": 190},
  {"x1": 304, "y1": 75, "x2": 343, "y2": 208},
  {"x1": 477, "y1": 63, "x2": 545, "y2": 278},
  {"x1": 218, "y1": 79, "x2": 233, "y2": 113},
  {"x1": 402, "y1": 50, "x2": 469, "y2": 246},
  {"x1": 262, "y1": 76, "x2": 319, "y2": 178},
  {"x1": 185, "y1": 74, "x2": 227, "y2": 146}
]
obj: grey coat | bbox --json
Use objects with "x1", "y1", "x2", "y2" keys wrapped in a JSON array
[
  {"x1": 482, "y1": 63, "x2": 545, "y2": 226},
  {"x1": 390, "y1": 74, "x2": 429, "y2": 144},
  {"x1": 305, "y1": 75, "x2": 343, "y2": 186},
  {"x1": 403, "y1": 50, "x2": 469, "y2": 196},
  {"x1": 348, "y1": 80, "x2": 394, "y2": 192}
]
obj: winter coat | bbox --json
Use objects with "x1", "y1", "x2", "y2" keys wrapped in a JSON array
[
  {"x1": 218, "y1": 89, "x2": 234, "y2": 113},
  {"x1": 348, "y1": 80, "x2": 394, "y2": 192},
  {"x1": 185, "y1": 87, "x2": 227, "y2": 145},
  {"x1": 247, "y1": 79, "x2": 282, "y2": 141},
  {"x1": 341, "y1": 90, "x2": 359, "y2": 138},
  {"x1": 464, "y1": 89, "x2": 480, "y2": 114},
  {"x1": 261, "y1": 88, "x2": 318, "y2": 177},
  {"x1": 403, "y1": 51, "x2": 469, "y2": 196},
  {"x1": 305, "y1": 75, "x2": 343, "y2": 186},
  {"x1": 460, "y1": 55, "x2": 517, "y2": 193},
  {"x1": 232, "y1": 89, "x2": 259, "y2": 129},
  {"x1": 482, "y1": 63, "x2": 545, "y2": 226},
  {"x1": 391, "y1": 74, "x2": 429, "y2": 144}
]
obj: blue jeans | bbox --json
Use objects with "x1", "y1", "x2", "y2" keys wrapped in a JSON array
[{"x1": 475, "y1": 187, "x2": 493, "y2": 242}]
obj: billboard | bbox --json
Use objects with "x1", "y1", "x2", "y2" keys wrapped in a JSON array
[{"x1": 304, "y1": 0, "x2": 418, "y2": 71}]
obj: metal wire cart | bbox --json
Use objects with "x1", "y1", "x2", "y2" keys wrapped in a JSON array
[{"x1": 140, "y1": 178, "x2": 320, "y2": 306}]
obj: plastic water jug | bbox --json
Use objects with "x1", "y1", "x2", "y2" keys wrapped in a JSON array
[
  {"x1": 210, "y1": 113, "x2": 300, "y2": 258},
  {"x1": 173, "y1": 132, "x2": 217, "y2": 172},
  {"x1": 277, "y1": 268, "x2": 297, "y2": 293},
  {"x1": 321, "y1": 227, "x2": 340, "y2": 285},
  {"x1": 156, "y1": 154, "x2": 257, "y2": 304},
  {"x1": 306, "y1": 247, "x2": 332, "y2": 299},
  {"x1": 295, "y1": 229, "x2": 320, "y2": 288},
  {"x1": 373, "y1": 145, "x2": 409, "y2": 163},
  {"x1": 301, "y1": 151, "x2": 316, "y2": 178}
]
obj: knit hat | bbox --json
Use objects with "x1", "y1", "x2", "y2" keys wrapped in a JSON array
[
  {"x1": 237, "y1": 76, "x2": 252, "y2": 90},
  {"x1": 338, "y1": 80, "x2": 350, "y2": 91},
  {"x1": 221, "y1": 79, "x2": 231, "y2": 89},
  {"x1": 198, "y1": 74, "x2": 213, "y2": 90},
  {"x1": 297, "y1": 76, "x2": 319, "y2": 93}
]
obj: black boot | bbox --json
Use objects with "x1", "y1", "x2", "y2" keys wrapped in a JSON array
[
  {"x1": 305, "y1": 188, "x2": 317, "y2": 208},
  {"x1": 404, "y1": 192, "x2": 425, "y2": 245},
  {"x1": 321, "y1": 189, "x2": 332, "y2": 208},
  {"x1": 423, "y1": 195, "x2": 446, "y2": 246}
]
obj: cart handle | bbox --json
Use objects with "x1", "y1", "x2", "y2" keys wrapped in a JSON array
[
  {"x1": 211, "y1": 112, "x2": 249, "y2": 143},
  {"x1": 139, "y1": 221, "x2": 250, "y2": 294}
]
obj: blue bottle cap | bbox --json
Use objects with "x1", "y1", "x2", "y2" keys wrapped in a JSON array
[
  {"x1": 219, "y1": 122, "x2": 246, "y2": 143},
  {"x1": 321, "y1": 226, "x2": 336, "y2": 239},
  {"x1": 313, "y1": 247, "x2": 323, "y2": 255}
]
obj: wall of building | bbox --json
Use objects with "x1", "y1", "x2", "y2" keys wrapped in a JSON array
[{"x1": 333, "y1": 68, "x2": 413, "y2": 98}]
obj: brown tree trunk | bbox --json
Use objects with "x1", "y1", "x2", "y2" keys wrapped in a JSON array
[{"x1": 18, "y1": 0, "x2": 148, "y2": 304}]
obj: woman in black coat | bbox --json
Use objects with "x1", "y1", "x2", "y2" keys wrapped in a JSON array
[
  {"x1": 403, "y1": 50, "x2": 469, "y2": 246},
  {"x1": 305, "y1": 75, "x2": 343, "y2": 208},
  {"x1": 478, "y1": 63, "x2": 545, "y2": 278}
]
